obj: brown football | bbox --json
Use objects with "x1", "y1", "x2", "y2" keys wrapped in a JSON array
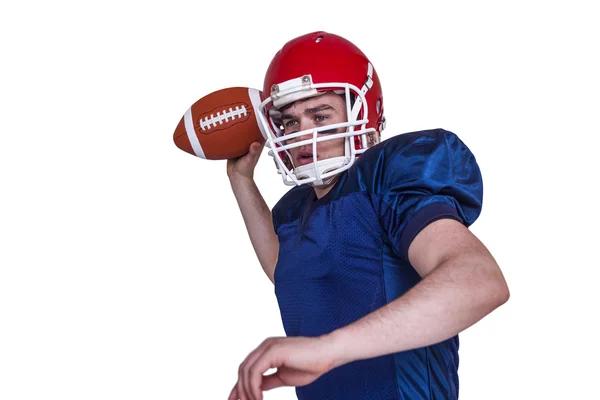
[{"x1": 173, "y1": 87, "x2": 267, "y2": 160}]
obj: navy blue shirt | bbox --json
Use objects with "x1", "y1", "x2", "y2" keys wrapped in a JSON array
[{"x1": 272, "y1": 129, "x2": 483, "y2": 399}]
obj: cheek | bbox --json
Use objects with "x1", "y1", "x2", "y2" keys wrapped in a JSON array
[
  {"x1": 317, "y1": 138, "x2": 345, "y2": 157},
  {"x1": 287, "y1": 147, "x2": 298, "y2": 158}
]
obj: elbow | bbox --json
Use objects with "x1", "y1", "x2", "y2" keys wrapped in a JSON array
[
  {"x1": 488, "y1": 272, "x2": 510, "y2": 309},
  {"x1": 471, "y1": 259, "x2": 510, "y2": 312},
  {"x1": 474, "y1": 253, "x2": 510, "y2": 309},
  {"x1": 496, "y1": 280, "x2": 510, "y2": 307}
]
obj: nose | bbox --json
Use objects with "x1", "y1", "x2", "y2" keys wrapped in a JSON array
[{"x1": 299, "y1": 117, "x2": 316, "y2": 132}]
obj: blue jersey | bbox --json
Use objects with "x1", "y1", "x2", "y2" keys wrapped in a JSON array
[{"x1": 272, "y1": 129, "x2": 483, "y2": 400}]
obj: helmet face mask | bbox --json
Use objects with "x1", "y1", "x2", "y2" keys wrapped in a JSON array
[{"x1": 260, "y1": 32, "x2": 385, "y2": 187}]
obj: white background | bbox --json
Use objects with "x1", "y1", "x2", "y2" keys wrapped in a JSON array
[{"x1": 1, "y1": 1, "x2": 598, "y2": 399}]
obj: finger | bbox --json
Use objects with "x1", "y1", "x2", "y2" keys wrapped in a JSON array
[
  {"x1": 249, "y1": 365, "x2": 266, "y2": 400},
  {"x1": 228, "y1": 383, "x2": 238, "y2": 400},
  {"x1": 238, "y1": 362, "x2": 250, "y2": 400},
  {"x1": 239, "y1": 343, "x2": 266, "y2": 400},
  {"x1": 250, "y1": 141, "x2": 261, "y2": 151},
  {"x1": 247, "y1": 142, "x2": 263, "y2": 163},
  {"x1": 243, "y1": 341, "x2": 271, "y2": 400},
  {"x1": 238, "y1": 379, "x2": 246, "y2": 400},
  {"x1": 249, "y1": 347, "x2": 280, "y2": 400}
]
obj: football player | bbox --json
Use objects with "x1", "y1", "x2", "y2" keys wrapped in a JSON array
[{"x1": 227, "y1": 31, "x2": 510, "y2": 400}]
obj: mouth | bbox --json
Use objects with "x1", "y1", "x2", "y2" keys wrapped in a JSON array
[{"x1": 295, "y1": 151, "x2": 314, "y2": 166}]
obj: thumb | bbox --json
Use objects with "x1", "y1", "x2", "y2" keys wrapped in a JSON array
[{"x1": 261, "y1": 371, "x2": 286, "y2": 392}]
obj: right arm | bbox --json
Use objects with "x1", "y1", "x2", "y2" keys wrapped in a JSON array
[{"x1": 227, "y1": 142, "x2": 279, "y2": 284}]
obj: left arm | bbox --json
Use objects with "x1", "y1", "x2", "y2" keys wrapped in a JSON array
[
  {"x1": 229, "y1": 218, "x2": 510, "y2": 400},
  {"x1": 324, "y1": 217, "x2": 510, "y2": 369}
]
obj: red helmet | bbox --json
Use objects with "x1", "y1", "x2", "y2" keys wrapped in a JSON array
[{"x1": 257, "y1": 31, "x2": 386, "y2": 186}]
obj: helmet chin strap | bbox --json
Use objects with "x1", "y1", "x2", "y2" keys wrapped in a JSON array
[{"x1": 293, "y1": 156, "x2": 348, "y2": 187}]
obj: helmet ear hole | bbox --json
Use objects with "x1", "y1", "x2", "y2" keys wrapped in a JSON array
[{"x1": 376, "y1": 98, "x2": 381, "y2": 114}]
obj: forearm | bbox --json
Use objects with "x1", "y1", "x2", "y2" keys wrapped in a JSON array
[
  {"x1": 229, "y1": 176, "x2": 279, "y2": 283},
  {"x1": 326, "y1": 253, "x2": 509, "y2": 368}
]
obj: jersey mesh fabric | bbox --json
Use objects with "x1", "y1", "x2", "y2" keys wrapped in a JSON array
[{"x1": 272, "y1": 129, "x2": 483, "y2": 399}]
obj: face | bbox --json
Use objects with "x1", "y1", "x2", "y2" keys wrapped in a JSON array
[{"x1": 280, "y1": 92, "x2": 347, "y2": 168}]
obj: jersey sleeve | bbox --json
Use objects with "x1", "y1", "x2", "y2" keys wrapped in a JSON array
[{"x1": 378, "y1": 129, "x2": 483, "y2": 261}]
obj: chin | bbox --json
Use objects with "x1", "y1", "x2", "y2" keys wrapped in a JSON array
[{"x1": 311, "y1": 175, "x2": 339, "y2": 189}]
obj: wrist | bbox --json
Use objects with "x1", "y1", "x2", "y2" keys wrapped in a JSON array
[
  {"x1": 228, "y1": 172, "x2": 254, "y2": 186},
  {"x1": 320, "y1": 328, "x2": 355, "y2": 370}
]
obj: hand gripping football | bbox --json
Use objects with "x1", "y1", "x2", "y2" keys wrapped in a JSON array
[{"x1": 173, "y1": 87, "x2": 267, "y2": 160}]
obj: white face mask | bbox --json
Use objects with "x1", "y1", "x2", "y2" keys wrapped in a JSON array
[{"x1": 254, "y1": 69, "x2": 377, "y2": 187}]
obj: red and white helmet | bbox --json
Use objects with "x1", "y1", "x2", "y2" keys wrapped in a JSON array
[{"x1": 258, "y1": 31, "x2": 386, "y2": 187}]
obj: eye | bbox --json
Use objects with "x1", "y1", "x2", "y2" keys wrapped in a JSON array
[
  {"x1": 282, "y1": 119, "x2": 298, "y2": 134},
  {"x1": 315, "y1": 115, "x2": 328, "y2": 122}
]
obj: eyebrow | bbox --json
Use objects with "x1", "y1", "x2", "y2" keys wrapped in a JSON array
[{"x1": 281, "y1": 104, "x2": 335, "y2": 120}]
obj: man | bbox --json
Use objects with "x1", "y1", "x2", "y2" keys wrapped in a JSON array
[{"x1": 227, "y1": 31, "x2": 509, "y2": 400}]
